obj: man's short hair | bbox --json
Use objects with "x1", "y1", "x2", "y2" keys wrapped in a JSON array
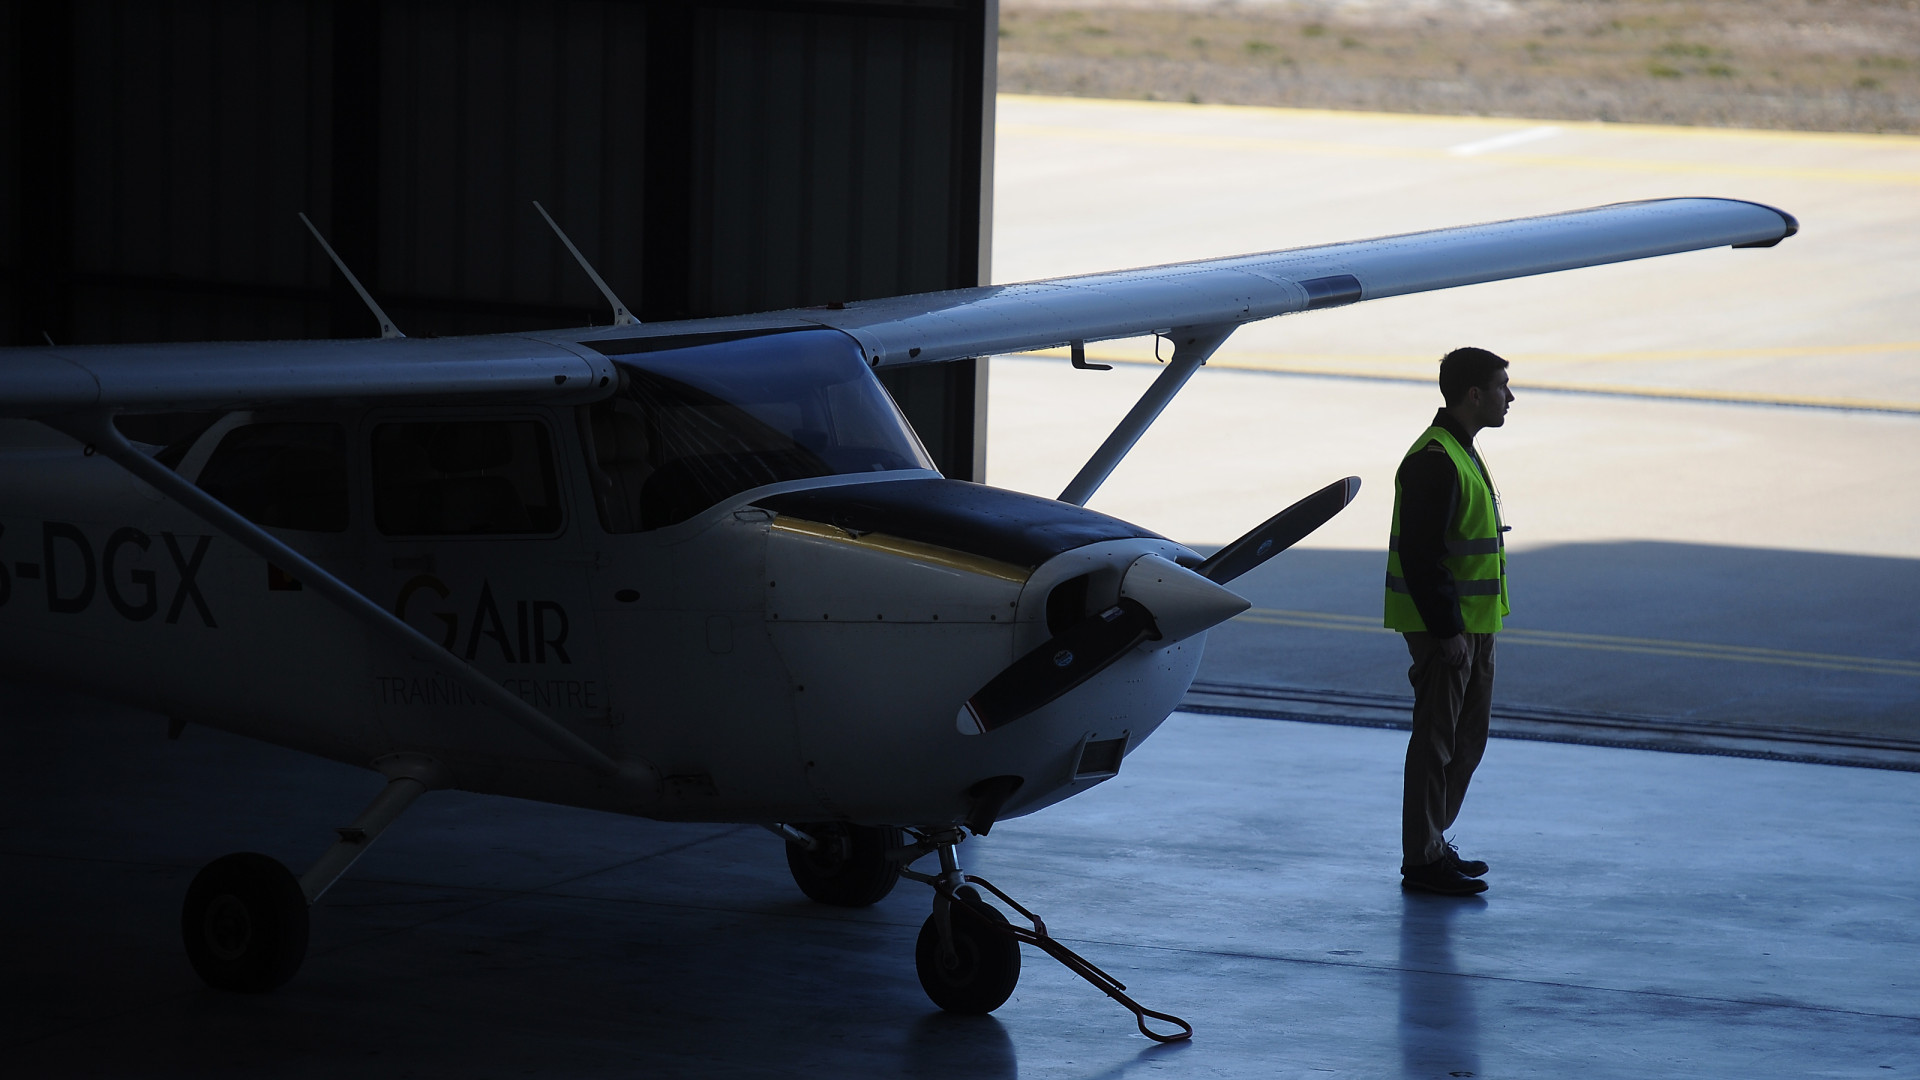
[{"x1": 1438, "y1": 347, "x2": 1509, "y2": 405}]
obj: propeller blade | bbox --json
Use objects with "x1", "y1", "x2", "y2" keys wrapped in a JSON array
[
  {"x1": 1194, "y1": 476, "x2": 1360, "y2": 585},
  {"x1": 957, "y1": 599, "x2": 1157, "y2": 735}
]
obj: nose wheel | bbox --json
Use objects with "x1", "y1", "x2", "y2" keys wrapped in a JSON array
[
  {"x1": 916, "y1": 885, "x2": 1021, "y2": 1014},
  {"x1": 901, "y1": 829, "x2": 1193, "y2": 1041}
]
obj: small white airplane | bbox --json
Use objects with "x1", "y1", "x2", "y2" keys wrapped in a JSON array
[{"x1": 0, "y1": 196, "x2": 1793, "y2": 1040}]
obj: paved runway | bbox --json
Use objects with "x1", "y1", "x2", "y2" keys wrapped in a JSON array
[
  {"x1": 991, "y1": 95, "x2": 1920, "y2": 411},
  {"x1": 986, "y1": 95, "x2": 1920, "y2": 754},
  {"x1": 991, "y1": 356, "x2": 1920, "y2": 757}
]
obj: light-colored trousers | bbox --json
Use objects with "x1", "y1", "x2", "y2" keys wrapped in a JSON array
[{"x1": 1401, "y1": 631, "x2": 1496, "y2": 867}]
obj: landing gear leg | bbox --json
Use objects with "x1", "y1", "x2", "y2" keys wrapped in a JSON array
[
  {"x1": 901, "y1": 828, "x2": 1194, "y2": 1041},
  {"x1": 910, "y1": 831, "x2": 1021, "y2": 1015},
  {"x1": 181, "y1": 758, "x2": 438, "y2": 993}
]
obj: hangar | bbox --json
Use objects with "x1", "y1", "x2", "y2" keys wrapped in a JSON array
[
  {"x1": 4, "y1": 0, "x2": 995, "y2": 477},
  {"x1": 5, "y1": 2, "x2": 1918, "y2": 1076}
]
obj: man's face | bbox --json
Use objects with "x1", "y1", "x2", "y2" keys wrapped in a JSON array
[{"x1": 1469, "y1": 368, "x2": 1514, "y2": 428}]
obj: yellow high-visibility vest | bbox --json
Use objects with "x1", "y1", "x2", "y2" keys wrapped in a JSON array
[{"x1": 1384, "y1": 425, "x2": 1509, "y2": 633}]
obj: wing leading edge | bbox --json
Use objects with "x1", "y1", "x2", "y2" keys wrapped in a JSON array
[
  {"x1": 0, "y1": 197, "x2": 1792, "y2": 417},
  {"x1": 808, "y1": 196, "x2": 1796, "y2": 367},
  {"x1": 0, "y1": 334, "x2": 619, "y2": 420}
]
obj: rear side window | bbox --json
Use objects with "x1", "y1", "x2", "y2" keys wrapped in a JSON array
[
  {"x1": 197, "y1": 422, "x2": 349, "y2": 532},
  {"x1": 371, "y1": 420, "x2": 562, "y2": 536}
]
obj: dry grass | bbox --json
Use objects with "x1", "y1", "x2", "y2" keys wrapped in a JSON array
[{"x1": 998, "y1": 0, "x2": 1920, "y2": 132}]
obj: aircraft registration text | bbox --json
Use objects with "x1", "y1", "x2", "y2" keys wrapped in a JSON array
[{"x1": 0, "y1": 521, "x2": 215, "y2": 626}]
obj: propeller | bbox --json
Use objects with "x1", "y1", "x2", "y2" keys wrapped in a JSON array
[
  {"x1": 956, "y1": 476, "x2": 1361, "y2": 735},
  {"x1": 957, "y1": 598, "x2": 1160, "y2": 735},
  {"x1": 1195, "y1": 476, "x2": 1360, "y2": 585}
]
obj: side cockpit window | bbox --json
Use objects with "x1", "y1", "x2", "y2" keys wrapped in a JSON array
[
  {"x1": 579, "y1": 374, "x2": 835, "y2": 533},
  {"x1": 197, "y1": 422, "x2": 350, "y2": 532},
  {"x1": 371, "y1": 420, "x2": 562, "y2": 536}
]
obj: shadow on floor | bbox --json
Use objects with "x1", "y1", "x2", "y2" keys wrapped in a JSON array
[
  {"x1": 1201, "y1": 541, "x2": 1920, "y2": 736},
  {"x1": 1398, "y1": 892, "x2": 1486, "y2": 1080}
]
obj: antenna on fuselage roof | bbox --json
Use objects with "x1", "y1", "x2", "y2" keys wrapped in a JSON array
[
  {"x1": 532, "y1": 200, "x2": 637, "y2": 327},
  {"x1": 298, "y1": 212, "x2": 405, "y2": 339}
]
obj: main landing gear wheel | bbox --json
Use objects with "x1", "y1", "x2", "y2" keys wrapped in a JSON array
[
  {"x1": 916, "y1": 886, "x2": 1022, "y2": 1015},
  {"x1": 181, "y1": 852, "x2": 309, "y2": 993},
  {"x1": 785, "y1": 823, "x2": 903, "y2": 907}
]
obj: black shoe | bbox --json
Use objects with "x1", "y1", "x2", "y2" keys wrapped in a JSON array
[
  {"x1": 1444, "y1": 839, "x2": 1488, "y2": 878},
  {"x1": 1401, "y1": 858, "x2": 1489, "y2": 895}
]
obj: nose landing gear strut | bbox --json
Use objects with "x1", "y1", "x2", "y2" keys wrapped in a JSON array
[{"x1": 899, "y1": 829, "x2": 1193, "y2": 1043}]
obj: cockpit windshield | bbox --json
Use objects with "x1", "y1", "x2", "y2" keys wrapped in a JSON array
[{"x1": 580, "y1": 328, "x2": 936, "y2": 532}]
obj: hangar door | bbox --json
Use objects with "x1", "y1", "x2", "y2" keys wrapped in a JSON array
[{"x1": 1, "y1": 0, "x2": 997, "y2": 479}]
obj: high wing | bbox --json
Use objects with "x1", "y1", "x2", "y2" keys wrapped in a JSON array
[
  {"x1": 0, "y1": 333, "x2": 621, "y2": 419},
  {"x1": 804, "y1": 197, "x2": 1795, "y2": 368},
  {"x1": 0, "y1": 197, "x2": 1793, "y2": 417}
]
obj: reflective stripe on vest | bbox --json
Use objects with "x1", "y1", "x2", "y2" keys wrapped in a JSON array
[
  {"x1": 1386, "y1": 573, "x2": 1502, "y2": 597},
  {"x1": 1387, "y1": 536, "x2": 1503, "y2": 557},
  {"x1": 1383, "y1": 425, "x2": 1510, "y2": 634}
]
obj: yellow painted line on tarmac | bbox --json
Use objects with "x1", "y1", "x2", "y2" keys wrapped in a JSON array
[
  {"x1": 1007, "y1": 351, "x2": 1920, "y2": 414},
  {"x1": 1470, "y1": 379, "x2": 1920, "y2": 414},
  {"x1": 998, "y1": 120, "x2": 1920, "y2": 186},
  {"x1": 1488, "y1": 149, "x2": 1920, "y2": 185},
  {"x1": 1259, "y1": 343, "x2": 1920, "y2": 366},
  {"x1": 1235, "y1": 608, "x2": 1920, "y2": 678},
  {"x1": 1003, "y1": 94, "x2": 1920, "y2": 152},
  {"x1": 1025, "y1": 343, "x2": 1920, "y2": 366}
]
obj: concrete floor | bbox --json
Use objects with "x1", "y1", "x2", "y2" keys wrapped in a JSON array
[{"x1": 5, "y1": 684, "x2": 1918, "y2": 1078}]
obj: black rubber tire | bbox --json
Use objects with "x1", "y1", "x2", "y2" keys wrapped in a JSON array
[
  {"x1": 784, "y1": 823, "x2": 903, "y2": 907},
  {"x1": 915, "y1": 887, "x2": 1021, "y2": 1015},
  {"x1": 181, "y1": 852, "x2": 309, "y2": 993}
]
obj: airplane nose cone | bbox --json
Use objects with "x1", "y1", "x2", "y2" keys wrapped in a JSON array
[{"x1": 1118, "y1": 554, "x2": 1250, "y2": 646}]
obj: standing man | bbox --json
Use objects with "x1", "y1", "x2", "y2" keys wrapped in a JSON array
[{"x1": 1385, "y1": 347, "x2": 1513, "y2": 896}]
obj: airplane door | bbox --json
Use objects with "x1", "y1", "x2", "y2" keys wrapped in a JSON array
[{"x1": 358, "y1": 410, "x2": 611, "y2": 766}]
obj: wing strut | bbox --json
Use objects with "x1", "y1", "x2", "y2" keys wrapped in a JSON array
[
  {"x1": 1058, "y1": 323, "x2": 1235, "y2": 506},
  {"x1": 43, "y1": 412, "x2": 652, "y2": 792}
]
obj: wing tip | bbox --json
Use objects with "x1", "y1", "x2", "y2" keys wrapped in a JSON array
[
  {"x1": 1721, "y1": 198, "x2": 1798, "y2": 248},
  {"x1": 1610, "y1": 196, "x2": 1798, "y2": 248}
]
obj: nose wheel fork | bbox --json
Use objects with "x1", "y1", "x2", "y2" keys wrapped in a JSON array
[{"x1": 901, "y1": 831, "x2": 1193, "y2": 1043}]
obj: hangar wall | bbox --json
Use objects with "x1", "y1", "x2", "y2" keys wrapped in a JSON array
[{"x1": 1, "y1": 0, "x2": 995, "y2": 479}]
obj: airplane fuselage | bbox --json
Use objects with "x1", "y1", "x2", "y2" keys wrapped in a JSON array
[{"x1": 0, "y1": 354, "x2": 1202, "y2": 831}]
